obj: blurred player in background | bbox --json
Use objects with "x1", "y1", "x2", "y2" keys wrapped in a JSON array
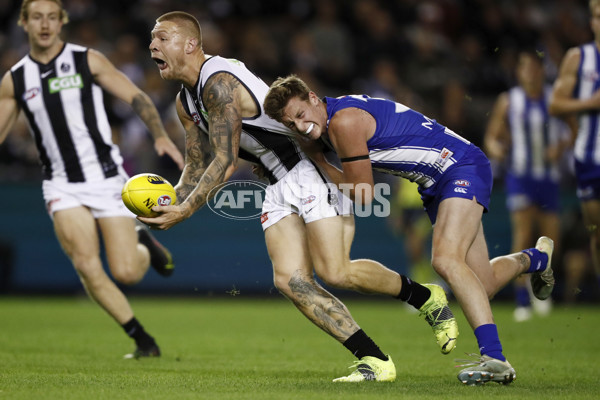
[
  {"x1": 550, "y1": 0, "x2": 600, "y2": 291},
  {"x1": 0, "y1": 0, "x2": 184, "y2": 358},
  {"x1": 484, "y1": 49, "x2": 571, "y2": 321},
  {"x1": 142, "y1": 11, "x2": 458, "y2": 382},
  {"x1": 264, "y1": 75, "x2": 557, "y2": 385}
]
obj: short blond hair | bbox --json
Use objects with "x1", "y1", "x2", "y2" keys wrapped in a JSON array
[
  {"x1": 18, "y1": 0, "x2": 69, "y2": 26},
  {"x1": 264, "y1": 75, "x2": 312, "y2": 123},
  {"x1": 591, "y1": 0, "x2": 600, "y2": 11},
  {"x1": 156, "y1": 11, "x2": 202, "y2": 44}
]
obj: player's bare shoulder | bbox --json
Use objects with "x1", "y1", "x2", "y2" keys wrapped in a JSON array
[
  {"x1": 559, "y1": 46, "x2": 583, "y2": 74},
  {"x1": 203, "y1": 72, "x2": 257, "y2": 117},
  {"x1": 330, "y1": 106, "x2": 375, "y2": 142},
  {"x1": 203, "y1": 72, "x2": 241, "y2": 110},
  {"x1": 0, "y1": 70, "x2": 15, "y2": 99}
]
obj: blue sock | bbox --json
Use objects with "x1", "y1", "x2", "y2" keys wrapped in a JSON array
[
  {"x1": 474, "y1": 324, "x2": 505, "y2": 361},
  {"x1": 522, "y1": 248, "x2": 548, "y2": 273},
  {"x1": 515, "y1": 286, "x2": 531, "y2": 307}
]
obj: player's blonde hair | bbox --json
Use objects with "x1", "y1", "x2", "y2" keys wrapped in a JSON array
[
  {"x1": 591, "y1": 0, "x2": 600, "y2": 11},
  {"x1": 156, "y1": 11, "x2": 202, "y2": 45},
  {"x1": 18, "y1": 0, "x2": 69, "y2": 26},
  {"x1": 264, "y1": 75, "x2": 312, "y2": 123}
]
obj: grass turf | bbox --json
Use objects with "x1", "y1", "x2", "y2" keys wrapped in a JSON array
[{"x1": 0, "y1": 295, "x2": 598, "y2": 399}]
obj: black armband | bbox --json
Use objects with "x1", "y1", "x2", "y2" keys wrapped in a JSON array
[{"x1": 340, "y1": 154, "x2": 370, "y2": 163}]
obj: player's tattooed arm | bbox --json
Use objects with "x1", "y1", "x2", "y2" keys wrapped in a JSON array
[
  {"x1": 288, "y1": 270, "x2": 359, "y2": 342},
  {"x1": 180, "y1": 73, "x2": 242, "y2": 215},
  {"x1": 173, "y1": 94, "x2": 212, "y2": 202}
]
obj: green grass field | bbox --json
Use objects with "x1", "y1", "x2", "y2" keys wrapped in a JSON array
[{"x1": 0, "y1": 295, "x2": 598, "y2": 399}]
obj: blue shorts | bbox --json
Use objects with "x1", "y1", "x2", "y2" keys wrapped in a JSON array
[
  {"x1": 419, "y1": 145, "x2": 492, "y2": 224},
  {"x1": 505, "y1": 173, "x2": 560, "y2": 212},
  {"x1": 575, "y1": 160, "x2": 600, "y2": 201}
]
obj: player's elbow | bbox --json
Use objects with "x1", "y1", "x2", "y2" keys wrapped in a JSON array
[{"x1": 548, "y1": 97, "x2": 564, "y2": 116}]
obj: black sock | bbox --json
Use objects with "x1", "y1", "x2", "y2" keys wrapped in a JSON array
[
  {"x1": 122, "y1": 317, "x2": 156, "y2": 349},
  {"x1": 343, "y1": 329, "x2": 387, "y2": 361},
  {"x1": 396, "y1": 275, "x2": 431, "y2": 309}
]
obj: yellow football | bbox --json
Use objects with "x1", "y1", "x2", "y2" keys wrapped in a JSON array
[{"x1": 121, "y1": 173, "x2": 177, "y2": 217}]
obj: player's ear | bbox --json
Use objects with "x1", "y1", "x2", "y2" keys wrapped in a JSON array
[
  {"x1": 185, "y1": 38, "x2": 198, "y2": 54},
  {"x1": 309, "y1": 91, "x2": 319, "y2": 105}
]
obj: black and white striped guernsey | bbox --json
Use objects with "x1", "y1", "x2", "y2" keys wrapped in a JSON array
[
  {"x1": 11, "y1": 42, "x2": 123, "y2": 183},
  {"x1": 179, "y1": 56, "x2": 305, "y2": 184}
]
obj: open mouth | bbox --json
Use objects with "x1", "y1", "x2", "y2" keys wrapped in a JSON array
[
  {"x1": 152, "y1": 57, "x2": 167, "y2": 70},
  {"x1": 304, "y1": 123, "x2": 314, "y2": 136}
]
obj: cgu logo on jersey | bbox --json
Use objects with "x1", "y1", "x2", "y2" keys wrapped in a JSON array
[{"x1": 48, "y1": 74, "x2": 83, "y2": 94}]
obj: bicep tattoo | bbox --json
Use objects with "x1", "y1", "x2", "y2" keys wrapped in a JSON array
[{"x1": 203, "y1": 73, "x2": 242, "y2": 168}]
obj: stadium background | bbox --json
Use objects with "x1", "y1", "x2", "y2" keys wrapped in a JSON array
[{"x1": 0, "y1": 0, "x2": 596, "y2": 302}]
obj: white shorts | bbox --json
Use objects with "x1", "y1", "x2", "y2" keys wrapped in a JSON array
[
  {"x1": 260, "y1": 159, "x2": 353, "y2": 230},
  {"x1": 42, "y1": 174, "x2": 135, "y2": 219}
]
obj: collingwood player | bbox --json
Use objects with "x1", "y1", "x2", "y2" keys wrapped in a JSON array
[
  {"x1": 264, "y1": 74, "x2": 558, "y2": 385},
  {"x1": 143, "y1": 11, "x2": 459, "y2": 382},
  {"x1": 0, "y1": 0, "x2": 184, "y2": 358}
]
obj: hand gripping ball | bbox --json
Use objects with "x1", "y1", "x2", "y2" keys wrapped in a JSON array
[{"x1": 121, "y1": 173, "x2": 177, "y2": 217}]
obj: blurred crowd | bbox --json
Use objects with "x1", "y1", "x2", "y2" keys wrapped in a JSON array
[{"x1": 0, "y1": 0, "x2": 592, "y2": 183}]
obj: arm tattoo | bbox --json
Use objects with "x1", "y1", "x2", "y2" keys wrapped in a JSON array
[
  {"x1": 131, "y1": 93, "x2": 167, "y2": 140},
  {"x1": 288, "y1": 270, "x2": 358, "y2": 342},
  {"x1": 204, "y1": 73, "x2": 241, "y2": 167},
  {"x1": 182, "y1": 73, "x2": 242, "y2": 213},
  {"x1": 177, "y1": 121, "x2": 213, "y2": 202}
]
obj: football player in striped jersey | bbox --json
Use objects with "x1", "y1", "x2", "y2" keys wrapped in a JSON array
[{"x1": 0, "y1": 0, "x2": 184, "y2": 359}]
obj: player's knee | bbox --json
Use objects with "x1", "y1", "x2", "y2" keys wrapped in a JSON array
[
  {"x1": 73, "y1": 257, "x2": 109, "y2": 288},
  {"x1": 111, "y1": 266, "x2": 142, "y2": 286},
  {"x1": 430, "y1": 254, "x2": 455, "y2": 281},
  {"x1": 318, "y1": 268, "x2": 351, "y2": 289},
  {"x1": 273, "y1": 271, "x2": 292, "y2": 296}
]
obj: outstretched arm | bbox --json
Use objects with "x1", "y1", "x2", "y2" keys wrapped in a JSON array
[
  {"x1": 180, "y1": 72, "x2": 241, "y2": 213},
  {"x1": 88, "y1": 49, "x2": 184, "y2": 169},
  {"x1": 173, "y1": 94, "x2": 213, "y2": 203},
  {"x1": 0, "y1": 71, "x2": 20, "y2": 145},
  {"x1": 139, "y1": 73, "x2": 243, "y2": 229}
]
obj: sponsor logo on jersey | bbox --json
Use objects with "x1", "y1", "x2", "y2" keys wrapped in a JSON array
[
  {"x1": 454, "y1": 187, "x2": 467, "y2": 193},
  {"x1": 261, "y1": 212, "x2": 269, "y2": 224},
  {"x1": 48, "y1": 73, "x2": 83, "y2": 93},
  {"x1": 301, "y1": 195, "x2": 316, "y2": 205},
  {"x1": 583, "y1": 70, "x2": 600, "y2": 81},
  {"x1": 23, "y1": 87, "x2": 40, "y2": 101},
  {"x1": 435, "y1": 147, "x2": 453, "y2": 167},
  {"x1": 191, "y1": 112, "x2": 201, "y2": 124},
  {"x1": 453, "y1": 179, "x2": 471, "y2": 187}
]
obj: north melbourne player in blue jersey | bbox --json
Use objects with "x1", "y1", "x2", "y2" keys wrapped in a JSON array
[
  {"x1": 265, "y1": 75, "x2": 557, "y2": 385},
  {"x1": 550, "y1": 0, "x2": 600, "y2": 289},
  {"x1": 485, "y1": 50, "x2": 571, "y2": 322}
]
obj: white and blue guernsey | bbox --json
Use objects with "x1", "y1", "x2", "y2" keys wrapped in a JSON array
[
  {"x1": 324, "y1": 94, "x2": 492, "y2": 222},
  {"x1": 573, "y1": 42, "x2": 600, "y2": 199}
]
